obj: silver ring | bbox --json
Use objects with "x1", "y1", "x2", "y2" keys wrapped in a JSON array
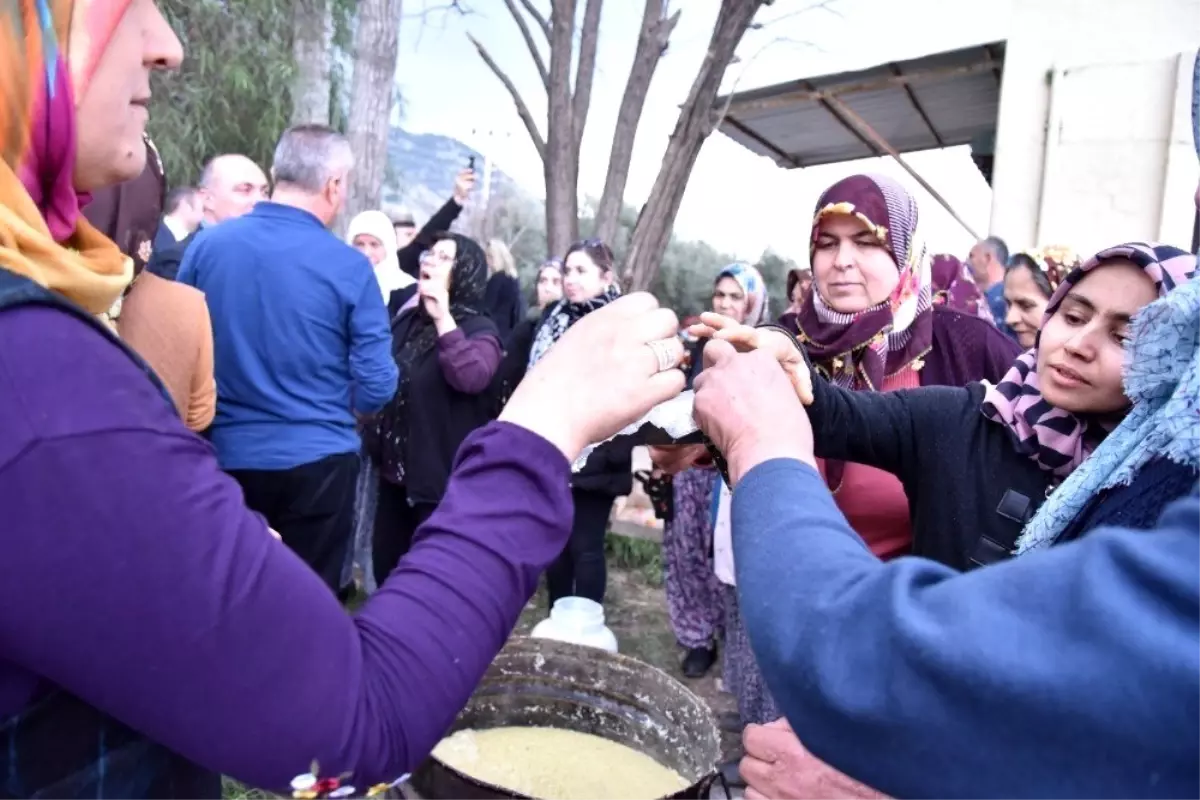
[{"x1": 646, "y1": 338, "x2": 679, "y2": 373}]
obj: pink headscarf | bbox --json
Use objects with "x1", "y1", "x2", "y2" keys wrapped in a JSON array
[
  {"x1": 15, "y1": 0, "x2": 133, "y2": 242},
  {"x1": 1, "y1": 0, "x2": 135, "y2": 316},
  {"x1": 980, "y1": 242, "x2": 1197, "y2": 476}
]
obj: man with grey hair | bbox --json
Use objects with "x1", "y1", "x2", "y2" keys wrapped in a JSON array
[
  {"x1": 178, "y1": 124, "x2": 398, "y2": 594},
  {"x1": 967, "y1": 235, "x2": 1014, "y2": 338}
]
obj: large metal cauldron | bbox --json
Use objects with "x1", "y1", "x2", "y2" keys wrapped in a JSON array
[{"x1": 409, "y1": 637, "x2": 722, "y2": 799}]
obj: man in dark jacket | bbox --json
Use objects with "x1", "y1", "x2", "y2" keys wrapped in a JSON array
[
  {"x1": 148, "y1": 153, "x2": 268, "y2": 280},
  {"x1": 153, "y1": 186, "x2": 202, "y2": 254}
]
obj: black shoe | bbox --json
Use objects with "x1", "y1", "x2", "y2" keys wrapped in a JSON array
[
  {"x1": 718, "y1": 757, "x2": 745, "y2": 789},
  {"x1": 682, "y1": 644, "x2": 717, "y2": 678}
]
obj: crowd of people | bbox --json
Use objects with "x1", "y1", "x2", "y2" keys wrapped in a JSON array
[{"x1": 1, "y1": 0, "x2": 1198, "y2": 798}]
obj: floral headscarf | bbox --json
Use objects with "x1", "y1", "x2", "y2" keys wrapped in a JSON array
[
  {"x1": 1010, "y1": 245, "x2": 1080, "y2": 296},
  {"x1": 930, "y1": 253, "x2": 991, "y2": 322},
  {"x1": 1, "y1": 0, "x2": 134, "y2": 319},
  {"x1": 981, "y1": 242, "x2": 1197, "y2": 477},
  {"x1": 716, "y1": 262, "x2": 768, "y2": 326},
  {"x1": 795, "y1": 173, "x2": 933, "y2": 391}
]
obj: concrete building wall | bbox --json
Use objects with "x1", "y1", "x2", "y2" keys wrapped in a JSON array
[{"x1": 990, "y1": 0, "x2": 1200, "y2": 255}]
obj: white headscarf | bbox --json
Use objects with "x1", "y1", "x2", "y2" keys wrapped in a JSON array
[{"x1": 346, "y1": 210, "x2": 413, "y2": 302}]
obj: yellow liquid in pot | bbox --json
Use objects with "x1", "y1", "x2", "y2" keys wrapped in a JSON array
[{"x1": 431, "y1": 726, "x2": 690, "y2": 800}]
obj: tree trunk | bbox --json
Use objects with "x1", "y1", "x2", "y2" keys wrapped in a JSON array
[
  {"x1": 568, "y1": 0, "x2": 604, "y2": 212},
  {"x1": 544, "y1": 0, "x2": 579, "y2": 258},
  {"x1": 623, "y1": 0, "x2": 765, "y2": 291},
  {"x1": 594, "y1": 1, "x2": 679, "y2": 245},
  {"x1": 291, "y1": 0, "x2": 334, "y2": 125},
  {"x1": 345, "y1": 0, "x2": 403, "y2": 223}
]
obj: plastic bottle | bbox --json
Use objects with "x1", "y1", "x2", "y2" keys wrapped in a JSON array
[{"x1": 530, "y1": 596, "x2": 619, "y2": 654}]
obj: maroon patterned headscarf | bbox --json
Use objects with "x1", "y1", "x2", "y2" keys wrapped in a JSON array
[
  {"x1": 931, "y1": 253, "x2": 992, "y2": 322},
  {"x1": 795, "y1": 173, "x2": 934, "y2": 392},
  {"x1": 793, "y1": 174, "x2": 933, "y2": 491}
]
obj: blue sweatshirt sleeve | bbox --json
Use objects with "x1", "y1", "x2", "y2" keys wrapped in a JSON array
[
  {"x1": 348, "y1": 271, "x2": 399, "y2": 414},
  {"x1": 732, "y1": 459, "x2": 1200, "y2": 799}
]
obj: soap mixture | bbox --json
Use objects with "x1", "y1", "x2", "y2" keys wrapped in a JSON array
[{"x1": 431, "y1": 726, "x2": 690, "y2": 799}]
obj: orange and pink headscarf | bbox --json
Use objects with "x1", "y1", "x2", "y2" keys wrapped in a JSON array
[{"x1": 0, "y1": 0, "x2": 133, "y2": 316}]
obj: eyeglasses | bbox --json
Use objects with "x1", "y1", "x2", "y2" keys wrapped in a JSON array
[
  {"x1": 574, "y1": 238, "x2": 604, "y2": 249},
  {"x1": 420, "y1": 249, "x2": 454, "y2": 265}
]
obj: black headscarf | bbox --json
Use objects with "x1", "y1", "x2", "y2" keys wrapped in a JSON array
[{"x1": 375, "y1": 232, "x2": 489, "y2": 482}]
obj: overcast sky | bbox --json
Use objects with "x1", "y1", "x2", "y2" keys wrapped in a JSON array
[{"x1": 395, "y1": 0, "x2": 1013, "y2": 263}]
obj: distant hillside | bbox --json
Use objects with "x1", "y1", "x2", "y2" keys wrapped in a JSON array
[{"x1": 382, "y1": 126, "x2": 529, "y2": 219}]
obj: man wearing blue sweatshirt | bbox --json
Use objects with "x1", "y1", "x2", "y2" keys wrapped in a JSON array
[
  {"x1": 179, "y1": 125, "x2": 398, "y2": 592},
  {"x1": 692, "y1": 341, "x2": 1199, "y2": 799}
]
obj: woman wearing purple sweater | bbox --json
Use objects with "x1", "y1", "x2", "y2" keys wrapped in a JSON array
[{"x1": 0, "y1": 1, "x2": 688, "y2": 796}]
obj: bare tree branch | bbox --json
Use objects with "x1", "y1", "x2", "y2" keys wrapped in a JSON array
[
  {"x1": 624, "y1": 0, "x2": 767, "y2": 290},
  {"x1": 500, "y1": 0, "x2": 549, "y2": 89},
  {"x1": 404, "y1": 0, "x2": 470, "y2": 17},
  {"x1": 571, "y1": 0, "x2": 604, "y2": 154},
  {"x1": 544, "y1": 0, "x2": 579, "y2": 254},
  {"x1": 758, "y1": 0, "x2": 841, "y2": 25},
  {"x1": 594, "y1": 1, "x2": 679, "y2": 243},
  {"x1": 517, "y1": 0, "x2": 550, "y2": 38},
  {"x1": 467, "y1": 32, "x2": 547, "y2": 162},
  {"x1": 711, "y1": 35, "x2": 821, "y2": 133},
  {"x1": 406, "y1": 1, "x2": 472, "y2": 49}
]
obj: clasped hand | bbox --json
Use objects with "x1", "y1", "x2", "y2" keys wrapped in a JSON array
[
  {"x1": 649, "y1": 312, "x2": 816, "y2": 484},
  {"x1": 499, "y1": 299, "x2": 815, "y2": 486},
  {"x1": 499, "y1": 293, "x2": 686, "y2": 461}
]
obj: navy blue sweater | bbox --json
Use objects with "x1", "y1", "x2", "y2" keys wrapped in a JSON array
[{"x1": 734, "y1": 459, "x2": 1199, "y2": 798}]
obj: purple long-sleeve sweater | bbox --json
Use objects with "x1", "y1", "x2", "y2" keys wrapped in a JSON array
[
  {"x1": 0, "y1": 305, "x2": 571, "y2": 790},
  {"x1": 436, "y1": 327, "x2": 501, "y2": 393}
]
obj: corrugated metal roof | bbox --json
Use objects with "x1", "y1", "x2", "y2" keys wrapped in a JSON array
[{"x1": 715, "y1": 41, "x2": 1006, "y2": 168}]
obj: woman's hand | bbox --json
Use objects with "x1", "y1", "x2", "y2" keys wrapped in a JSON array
[
  {"x1": 500, "y1": 293, "x2": 686, "y2": 462},
  {"x1": 690, "y1": 312, "x2": 814, "y2": 405},
  {"x1": 647, "y1": 444, "x2": 710, "y2": 475},
  {"x1": 420, "y1": 274, "x2": 453, "y2": 331},
  {"x1": 741, "y1": 718, "x2": 888, "y2": 800},
  {"x1": 693, "y1": 340, "x2": 814, "y2": 485},
  {"x1": 453, "y1": 168, "x2": 476, "y2": 206}
]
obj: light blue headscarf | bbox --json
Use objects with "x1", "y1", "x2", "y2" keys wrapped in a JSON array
[
  {"x1": 715, "y1": 262, "x2": 769, "y2": 327},
  {"x1": 1015, "y1": 276, "x2": 1200, "y2": 553}
]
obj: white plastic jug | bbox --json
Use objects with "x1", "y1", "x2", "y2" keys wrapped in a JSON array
[{"x1": 530, "y1": 596, "x2": 619, "y2": 654}]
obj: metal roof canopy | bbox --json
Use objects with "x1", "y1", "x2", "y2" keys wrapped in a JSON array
[{"x1": 715, "y1": 41, "x2": 1006, "y2": 169}]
